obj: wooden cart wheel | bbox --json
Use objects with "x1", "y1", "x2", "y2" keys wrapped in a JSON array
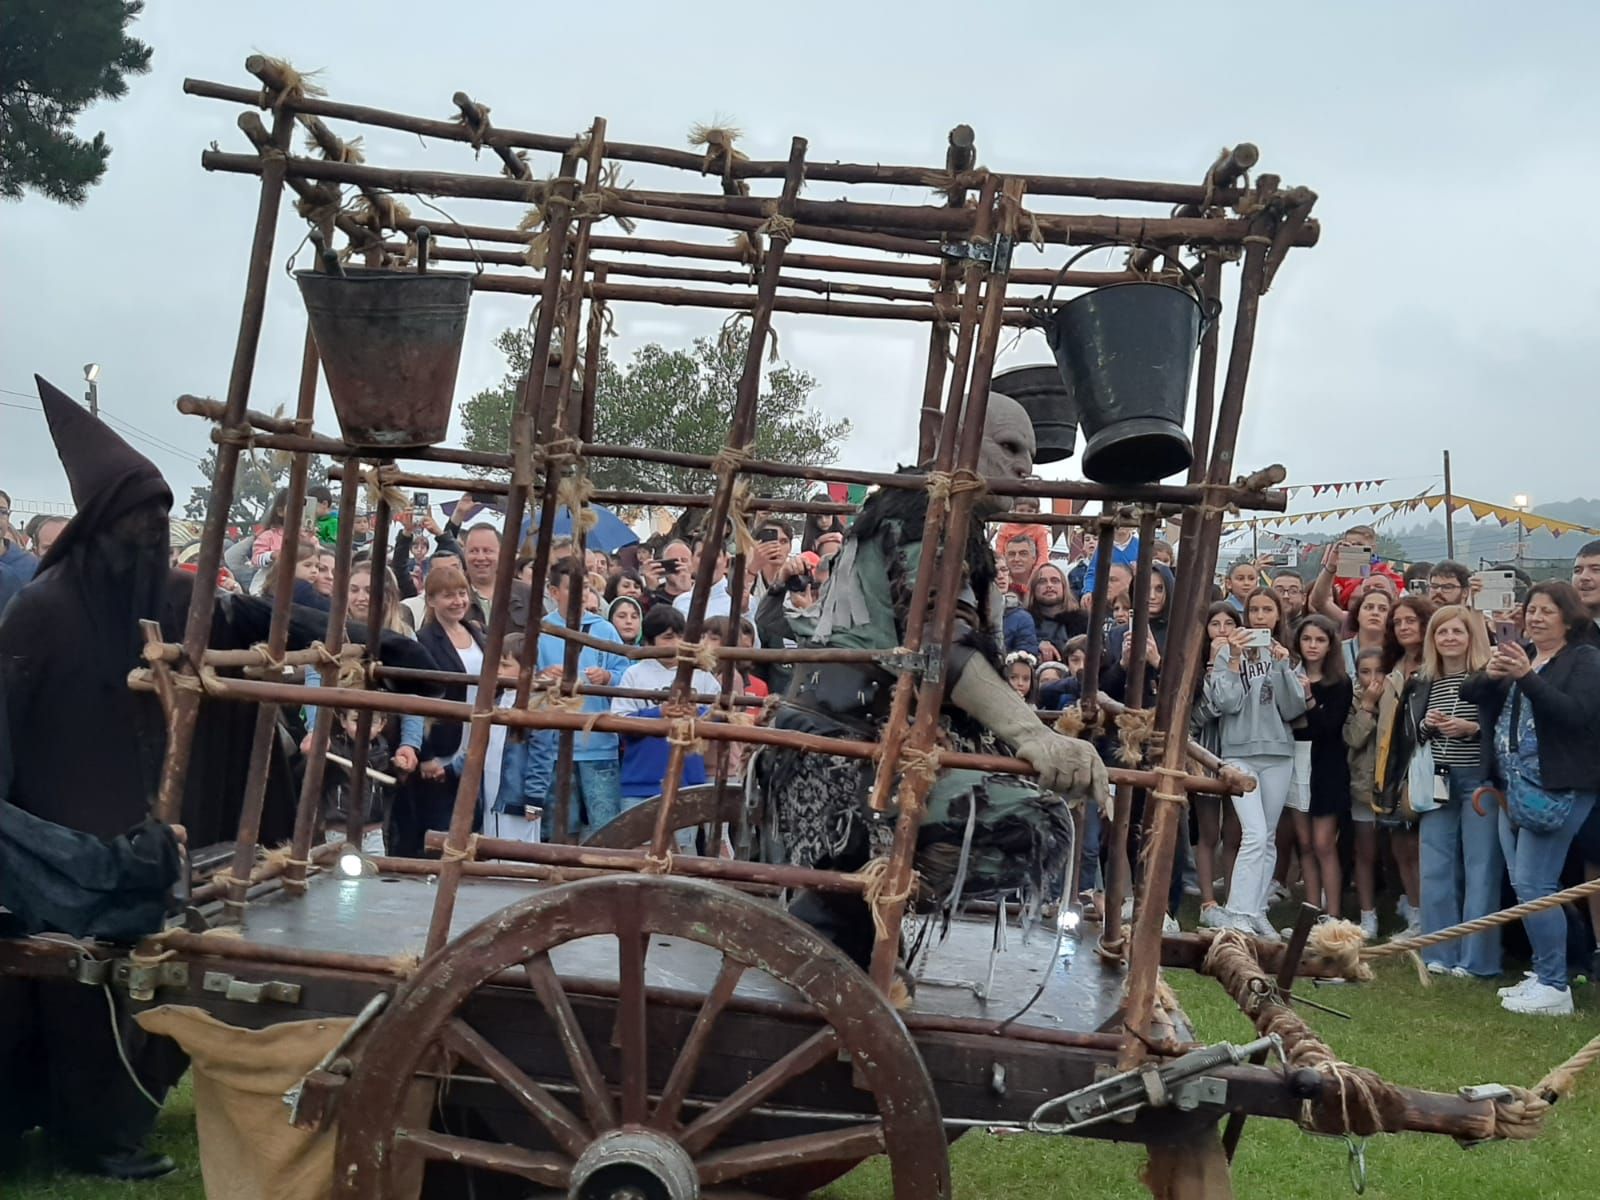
[
  {"x1": 334, "y1": 875, "x2": 950, "y2": 1199},
  {"x1": 581, "y1": 786, "x2": 743, "y2": 851}
]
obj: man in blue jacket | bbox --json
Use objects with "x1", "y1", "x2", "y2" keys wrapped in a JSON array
[{"x1": 535, "y1": 558, "x2": 629, "y2": 835}]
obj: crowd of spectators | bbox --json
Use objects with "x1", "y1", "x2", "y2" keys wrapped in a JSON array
[{"x1": 7, "y1": 479, "x2": 1600, "y2": 1020}]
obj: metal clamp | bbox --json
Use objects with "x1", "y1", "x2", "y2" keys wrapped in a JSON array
[
  {"x1": 940, "y1": 235, "x2": 1013, "y2": 274},
  {"x1": 112, "y1": 959, "x2": 189, "y2": 1003},
  {"x1": 202, "y1": 970, "x2": 302, "y2": 1006},
  {"x1": 69, "y1": 955, "x2": 110, "y2": 987},
  {"x1": 876, "y1": 644, "x2": 943, "y2": 686}
]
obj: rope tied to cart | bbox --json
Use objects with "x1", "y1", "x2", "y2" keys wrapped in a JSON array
[
  {"x1": 539, "y1": 436, "x2": 585, "y2": 470},
  {"x1": 1149, "y1": 764, "x2": 1191, "y2": 806},
  {"x1": 554, "y1": 467, "x2": 598, "y2": 535},
  {"x1": 1363, "y1": 875, "x2": 1600, "y2": 961},
  {"x1": 214, "y1": 425, "x2": 256, "y2": 451},
  {"x1": 310, "y1": 640, "x2": 367, "y2": 692},
  {"x1": 856, "y1": 856, "x2": 919, "y2": 941},
  {"x1": 674, "y1": 639, "x2": 719, "y2": 674},
  {"x1": 439, "y1": 834, "x2": 480, "y2": 864},
  {"x1": 1114, "y1": 707, "x2": 1156, "y2": 767},
  {"x1": 924, "y1": 467, "x2": 988, "y2": 509},
  {"x1": 755, "y1": 208, "x2": 797, "y2": 244}
]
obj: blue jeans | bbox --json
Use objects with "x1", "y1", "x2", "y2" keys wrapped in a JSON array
[
  {"x1": 1418, "y1": 768, "x2": 1503, "y2": 976},
  {"x1": 573, "y1": 760, "x2": 623, "y2": 836},
  {"x1": 1498, "y1": 793, "x2": 1597, "y2": 989}
]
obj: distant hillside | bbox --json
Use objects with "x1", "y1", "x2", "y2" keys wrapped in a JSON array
[{"x1": 1388, "y1": 498, "x2": 1600, "y2": 566}]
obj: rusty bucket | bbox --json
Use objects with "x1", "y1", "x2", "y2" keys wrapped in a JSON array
[
  {"x1": 297, "y1": 267, "x2": 472, "y2": 450},
  {"x1": 991, "y1": 363, "x2": 1076, "y2": 464}
]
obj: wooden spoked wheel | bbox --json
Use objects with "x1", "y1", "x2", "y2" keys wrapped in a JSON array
[
  {"x1": 333, "y1": 875, "x2": 950, "y2": 1199},
  {"x1": 580, "y1": 786, "x2": 742, "y2": 851}
]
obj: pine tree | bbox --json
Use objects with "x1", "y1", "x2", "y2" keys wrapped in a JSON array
[{"x1": 0, "y1": 0, "x2": 153, "y2": 205}]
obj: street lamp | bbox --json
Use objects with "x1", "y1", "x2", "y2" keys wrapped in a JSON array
[
  {"x1": 83, "y1": 362, "x2": 100, "y2": 418},
  {"x1": 1512, "y1": 493, "x2": 1531, "y2": 568}
]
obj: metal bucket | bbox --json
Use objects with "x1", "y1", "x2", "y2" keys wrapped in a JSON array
[
  {"x1": 297, "y1": 268, "x2": 472, "y2": 450},
  {"x1": 1030, "y1": 248, "x2": 1213, "y2": 485},
  {"x1": 990, "y1": 363, "x2": 1076, "y2": 464}
]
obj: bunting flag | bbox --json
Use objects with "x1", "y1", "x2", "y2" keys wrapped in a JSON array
[
  {"x1": 815, "y1": 482, "x2": 871, "y2": 506},
  {"x1": 1286, "y1": 478, "x2": 1390, "y2": 497},
  {"x1": 1228, "y1": 493, "x2": 1600, "y2": 539}
]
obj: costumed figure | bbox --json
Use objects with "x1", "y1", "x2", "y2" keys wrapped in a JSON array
[
  {"x1": 0, "y1": 376, "x2": 435, "y2": 1178},
  {"x1": 755, "y1": 392, "x2": 1108, "y2": 972}
]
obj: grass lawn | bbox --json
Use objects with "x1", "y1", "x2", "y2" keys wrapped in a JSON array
[{"x1": 6, "y1": 958, "x2": 1596, "y2": 1198}]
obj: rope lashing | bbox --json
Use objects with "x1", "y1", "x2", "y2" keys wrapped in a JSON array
[
  {"x1": 214, "y1": 426, "x2": 256, "y2": 451},
  {"x1": 439, "y1": 834, "x2": 479, "y2": 864},
  {"x1": 925, "y1": 467, "x2": 988, "y2": 508},
  {"x1": 526, "y1": 686, "x2": 587, "y2": 714},
  {"x1": 674, "y1": 640, "x2": 719, "y2": 673},
  {"x1": 666, "y1": 717, "x2": 705, "y2": 757},
  {"x1": 755, "y1": 211, "x2": 797, "y2": 244},
  {"x1": 361, "y1": 465, "x2": 409, "y2": 514},
  {"x1": 540, "y1": 436, "x2": 585, "y2": 470},
  {"x1": 642, "y1": 850, "x2": 676, "y2": 876},
  {"x1": 1202, "y1": 930, "x2": 1406, "y2": 1138},
  {"x1": 896, "y1": 744, "x2": 943, "y2": 788},
  {"x1": 1150, "y1": 764, "x2": 1192, "y2": 806},
  {"x1": 1114, "y1": 707, "x2": 1156, "y2": 767},
  {"x1": 452, "y1": 100, "x2": 492, "y2": 152},
  {"x1": 726, "y1": 479, "x2": 759, "y2": 561},
  {"x1": 555, "y1": 468, "x2": 598, "y2": 535},
  {"x1": 856, "y1": 856, "x2": 919, "y2": 942}
]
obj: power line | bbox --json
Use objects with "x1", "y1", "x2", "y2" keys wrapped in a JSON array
[{"x1": 4, "y1": 383, "x2": 204, "y2": 466}]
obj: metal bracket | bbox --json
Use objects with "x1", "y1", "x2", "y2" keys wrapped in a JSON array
[
  {"x1": 202, "y1": 970, "x2": 302, "y2": 1006},
  {"x1": 112, "y1": 959, "x2": 189, "y2": 1003},
  {"x1": 70, "y1": 955, "x2": 110, "y2": 987},
  {"x1": 1458, "y1": 1083, "x2": 1512, "y2": 1103},
  {"x1": 876, "y1": 644, "x2": 943, "y2": 687},
  {"x1": 940, "y1": 235, "x2": 1013, "y2": 274}
]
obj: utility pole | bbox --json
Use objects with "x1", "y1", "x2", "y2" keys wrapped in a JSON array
[
  {"x1": 1513, "y1": 493, "x2": 1530, "y2": 569},
  {"x1": 1442, "y1": 449, "x2": 1455, "y2": 560}
]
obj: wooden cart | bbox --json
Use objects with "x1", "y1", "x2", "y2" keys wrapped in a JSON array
[{"x1": 1, "y1": 56, "x2": 1518, "y2": 1199}]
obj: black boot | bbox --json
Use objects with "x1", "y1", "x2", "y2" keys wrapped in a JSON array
[{"x1": 72, "y1": 1149, "x2": 177, "y2": 1181}]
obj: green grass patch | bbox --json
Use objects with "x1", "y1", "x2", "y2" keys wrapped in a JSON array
[{"x1": 5, "y1": 964, "x2": 1596, "y2": 1197}]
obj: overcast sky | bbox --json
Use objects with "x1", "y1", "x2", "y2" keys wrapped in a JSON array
[{"x1": 4, "y1": 1, "x2": 1596, "y2": 531}]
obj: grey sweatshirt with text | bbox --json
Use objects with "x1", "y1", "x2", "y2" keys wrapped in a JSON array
[{"x1": 1203, "y1": 645, "x2": 1307, "y2": 760}]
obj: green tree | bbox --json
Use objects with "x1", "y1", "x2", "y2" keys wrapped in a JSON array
[
  {"x1": 184, "y1": 445, "x2": 329, "y2": 529},
  {"x1": 459, "y1": 325, "x2": 851, "y2": 500},
  {"x1": 0, "y1": 0, "x2": 153, "y2": 205}
]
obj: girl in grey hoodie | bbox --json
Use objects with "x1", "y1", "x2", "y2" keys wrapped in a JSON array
[{"x1": 1202, "y1": 588, "x2": 1307, "y2": 939}]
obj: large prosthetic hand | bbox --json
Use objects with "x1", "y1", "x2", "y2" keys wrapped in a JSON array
[{"x1": 949, "y1": 660, "x2": 1109, "y2": 810}]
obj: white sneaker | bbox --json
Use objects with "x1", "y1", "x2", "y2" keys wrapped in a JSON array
[
  {"x1": 1501, "y1": 980, "x2": 1575, "y2": 1016},
  {"x1": 1450, "y1": 966, "x2": 1473, "y2": 979},
  {"x1": 1497, "y1": 972, "x2": 1538, "y2": 999},
  {"x1": 1198, "y1": 904, "x2": 1230, "y2": 930},
  {"x1": 1358, "y1": 910, "x2": 1378, "y2": 941},
  {"x1": 1404, "y1": 918, "x2": 1422, "y2": 939},
  {"x1": 1162, "y1": 914, "x2": 1180, "y2": 935},
  {"x1": 1268, "y1": 882, "x2": 1292, "y2": 906},
  {"x1": 1425, "y1": 961, "x2": 1450, "y2": 976},
  {"x1": 1243, "y1": 912, "x2": 1283, "y2": 942}
]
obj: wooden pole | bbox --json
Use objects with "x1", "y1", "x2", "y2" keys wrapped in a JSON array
[
  {"x1": 222, "y1": 323, "x2": 321, "y2": 912},
  {"x1": 917, "y1": 125, "x2": 975, "y2": 463},
  {"x1": 1121, "y1": 213, "x2": 1278, "y2": 1067},
  {"x1": 155, "y1": 95, "x2": 292, "y2": 823},
  {"x1": 422, "y1": 133, "x2": 585, "y2": 953},
  {"x1": 1097, "y1": 508, "x2": 1160, "y2": 958},
  {"x1": 646, "y1": 137, "x2": 810, "y2": 862},
  {"x1": 867, "y1": 179, "x2": 1023, "y2": 991}
]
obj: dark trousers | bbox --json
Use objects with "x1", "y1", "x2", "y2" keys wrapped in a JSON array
[{"x1": 0, "y1": 977, "x2": 187, "y2": 1158}]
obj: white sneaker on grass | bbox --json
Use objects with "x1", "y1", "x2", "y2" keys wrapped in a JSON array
[
  {"x1": 1502, "y1": 980, "x2": 1574, "y2": 1016},
  {"x1": 1358, "y1": 910, "x2": 1378, "y2": 941},
  {"x1": 1426, "y1": 961, "x2": 1450, "y2": 976},
  {"x1": 1198, "y1": 903, "x2": 1230, "y2": 930},
  {"x1": 1497, "y1": 972, "x2": 1537, "y2": 999}
]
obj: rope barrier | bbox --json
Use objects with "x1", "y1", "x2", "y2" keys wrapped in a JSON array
[{"x1": 1363, "y1": 875, "x2": 1600, "y2": 960}]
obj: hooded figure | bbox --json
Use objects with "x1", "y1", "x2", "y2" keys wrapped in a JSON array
[
  {"x1": 0, "y1": 378, "x2": 438, "y2": 1176},
  {"x1": 755, "y1": 393, "x2": 1108, "y2": 975}
]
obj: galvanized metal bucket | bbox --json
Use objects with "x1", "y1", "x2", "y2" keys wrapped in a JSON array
[
  {"x1": 1029, "y1": 247, "x2": 1216, "y2": 486},
  {"x1": 990, "y1": 363, "x2": 1076, "y2": 464},
  {"x1": 297, "y1": 267, "x2": 472, "y2": 450}
]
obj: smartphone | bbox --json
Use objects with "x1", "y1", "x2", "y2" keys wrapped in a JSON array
[
  {"x1": 1473, "y1": 570, "x2": 1516, "y2": 613},
  {"x1": 1406, "y1": 579, "x2": 1429, "y2": 596},
  {"x1": 413, "y1": 491, "x2": 430, "y2": 509},
  {"x1": 1493, "y1": 620, "x2": 1520, "y2": 647},
  {"x1": 1243, "y1": 627, "x2": 1273, "y2": 650},
  {"x1": 756, "y1": 527, "x2": 785, "y2": 544},
  {"x1": 1336, "y1": 546, "x2": 1372, "y2": 578}
]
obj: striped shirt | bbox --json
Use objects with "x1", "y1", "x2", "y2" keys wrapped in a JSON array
[{"x1": 1424, "y1": 672, "x2": 1480, "y2": 768}]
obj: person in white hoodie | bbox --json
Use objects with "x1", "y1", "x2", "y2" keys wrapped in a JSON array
[{"x1": 1202, "y1": 587, "x2": 1307, "y2": 940}]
